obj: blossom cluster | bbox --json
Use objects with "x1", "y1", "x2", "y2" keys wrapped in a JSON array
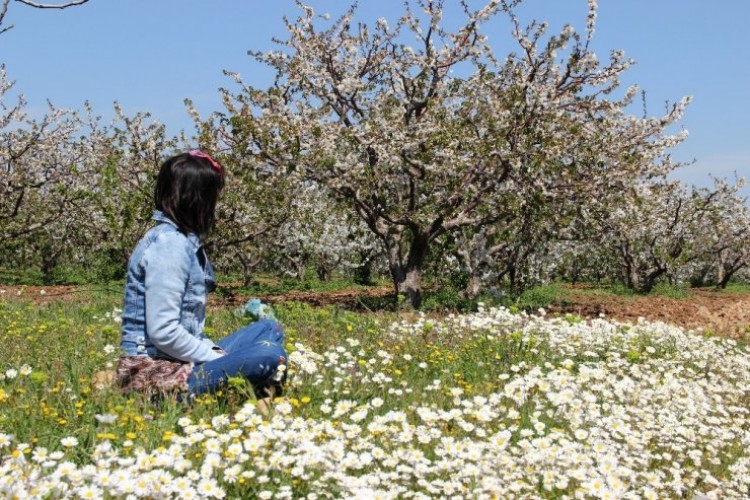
[{"x1": 0, "y1": 306, "x2": 748, "y2": 498}]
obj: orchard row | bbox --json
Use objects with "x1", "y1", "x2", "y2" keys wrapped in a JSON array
[{"x1": 1, "y1": 1, "x2": 747, "y2": 307}]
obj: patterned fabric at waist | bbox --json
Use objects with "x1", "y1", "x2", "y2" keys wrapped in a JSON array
[{"x1": 116, "y1": 356, "x2": 194, "y2": 394}]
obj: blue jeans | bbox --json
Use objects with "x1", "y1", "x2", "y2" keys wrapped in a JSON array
[{"x1": 187, "y1": 320, "x2": 287, "y2": 396}]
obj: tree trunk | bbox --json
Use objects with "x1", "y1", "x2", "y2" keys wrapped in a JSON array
[
  {"x1": 316, "y1": 264, "x2": 331, "y2": 282},
  {"x1": 718, "y1": 262, "x2": 746, "y2": 289},
  {"x1": 638, "y1": 266, "x2": 667, "y2": 294},
  {"x1": 295, "y1": 261, "x2": 306, "y2": 281},
  {"x1": 39, "y1": 244, "x2": 61, "y2": 284},
  {"x1": 238, "y1": 252, "x2": 262, "y2": 287},
  {"x1": 619, "y1": 243, "x2": 640, "y2": 292},
  {"x1": 690, "y1": 264, "x2": 712, "y2": 288},
  {"x1": 353, "y1": 254, "x2": 372, "y2": 285},
  {"x1": 285, "y1": 255, "x2": 306, "y2": 281},
  {"x1": 716, "y1": 259, "x2": 726, "y2": 288},
  {"x1": 464, "y1": 274, "x2": 482, "y2": 299},
  {"x1": 41, "y1": 256, "x2": 57, "y2": 284},
  {"x1": 507, "y1": 263, "x2": 521, "y2": 295},
  {"x1": 455, "y1": 245, "x2": 482, "y2": 299},
  {"x1": 400, "y1": 265, "x2": 423, "y2": 308},
  {"x1": 384, "y1": 229, "x2": 430, "y2": 309},
  {"x1": 384, "y1": 235, "x2": 405, "y2": 300}
]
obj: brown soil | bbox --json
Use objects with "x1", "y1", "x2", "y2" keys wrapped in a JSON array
[
  {"x1": 548, "y1": 287, "x2": 750, "y2": 341},
  {"x1": 0, "y1": 284, "x2": 122, "y2": 303},
  {"x1": 2, "y1": 284, "x2": 749, "y2": 340}
]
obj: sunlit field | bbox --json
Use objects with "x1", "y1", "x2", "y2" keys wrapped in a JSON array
[{"x1": 0, "y1": 293, "x2": 748, "y2": 499}]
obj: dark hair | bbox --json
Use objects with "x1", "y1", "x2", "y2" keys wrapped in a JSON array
[{"x1": 154, "y1": 152, "x2": 225, "y2": 238}]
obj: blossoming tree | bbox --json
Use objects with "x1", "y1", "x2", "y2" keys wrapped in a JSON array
[
  {"x1": 0, "y1": 68, "x2": 87, "y2": 275},
  {"x1": 76, "y1": 104, "x2": 182, "y2": 278},
  {"x1": 213, "y1": 0, "x2": 690, "y2": 307},
  {"x1": 688, "y1": 178, "x2": 750, "y2": 288},
  {"x1": 271, "y1": 183, "x2": 382, "y2": 282}
]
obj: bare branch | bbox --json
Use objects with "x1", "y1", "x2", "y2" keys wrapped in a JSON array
[
  {"x1": 0, "y1": 0, "x2": 13, "y2": 34},
  {"x1": 14, "y1": 0, "x2": 89, "y2": 9}
]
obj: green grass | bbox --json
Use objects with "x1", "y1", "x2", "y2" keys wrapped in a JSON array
[
  {"x1": 216, "y1": 272, "x2": 390, "y2": 297},
  {"x1": 0, "y1": 294, "x2": 555, "y2": 461},
  {"x1": 0, "y1": 268, "x2": 47, "y2": 286},
  {"x1": 1, "y1": 291, "x2": 749, "y2": 497},
  {"x1": 0, "y1": 296, "x2": 392, "y2": 453},
  {"x1": 720, "y1": 282, "x2": 750, "y2": 294},
  {"x1": 502, "y1": 283, "x2": 572, "y2": 311},
  {"x1": 649, "y1": 282, "x2": 690, "y2": 299}
]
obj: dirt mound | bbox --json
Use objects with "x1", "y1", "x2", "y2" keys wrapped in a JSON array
[{"x1": 550, "y1": 288, "x2": 750, "y2": 340}]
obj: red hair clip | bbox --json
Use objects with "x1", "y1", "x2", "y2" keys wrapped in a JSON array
[{"x1": 189, "y1": 150, "x2": 223, "y2": 173}]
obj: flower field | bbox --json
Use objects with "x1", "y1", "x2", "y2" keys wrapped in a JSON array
[{"x1": 0, "y1": 295, "x2": 748, "y2": 498}]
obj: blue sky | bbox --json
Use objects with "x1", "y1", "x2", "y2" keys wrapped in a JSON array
[{"x1": 1, "y1": 0, "x2": 748, "y2": 198}]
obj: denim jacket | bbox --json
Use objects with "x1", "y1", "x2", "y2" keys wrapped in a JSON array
[{"x1": 119, "y1": 211, "x2": 222, "y2": 363}]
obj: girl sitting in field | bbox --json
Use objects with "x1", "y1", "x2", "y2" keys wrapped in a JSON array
[{"x1": 115, "y1": 150, "x2": 286, "y2": 405}]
